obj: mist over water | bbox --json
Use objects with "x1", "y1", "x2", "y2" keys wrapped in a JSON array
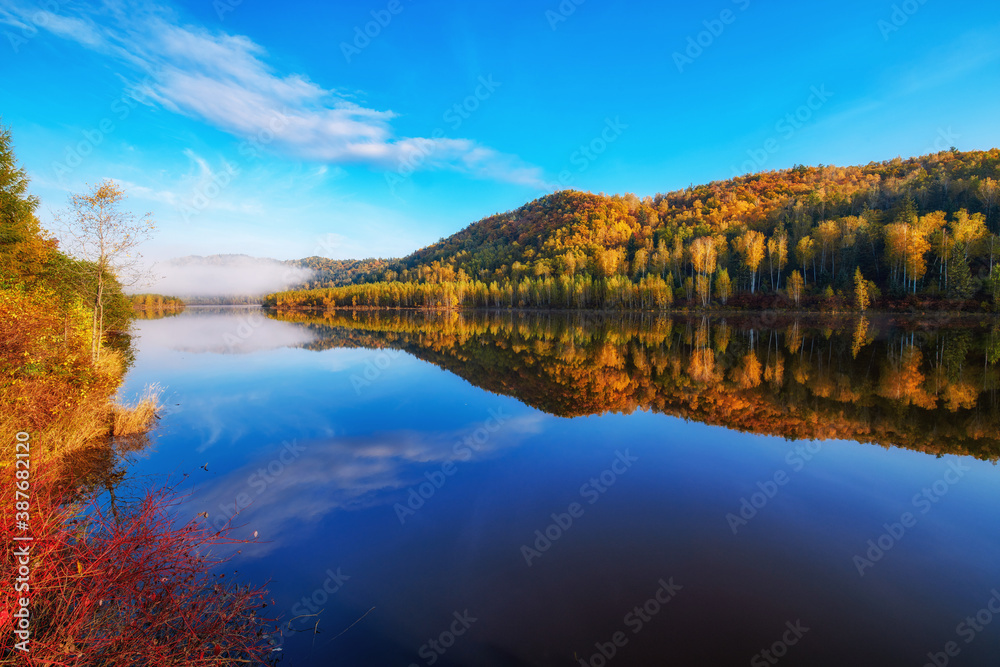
[{"x1": 140, "y1": 255, "x2": 315, "y2": 298}]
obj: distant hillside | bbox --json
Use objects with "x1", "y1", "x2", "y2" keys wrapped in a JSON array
[
  {"x1": 266, "y1": 149, "x2": 1000, "y2": 312},
  {"x1": 289, "y1": 257, "x2": 397, "y2": 289}
]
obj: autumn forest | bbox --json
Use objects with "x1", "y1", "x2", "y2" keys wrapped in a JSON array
[{"x1": 267, "y1": 149, "x2": 1000, "y2": 313}]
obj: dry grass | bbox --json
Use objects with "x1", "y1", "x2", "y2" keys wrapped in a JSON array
[
  {"x1": 110, "y1": 383, "x2": 162, "y2": 452},
  {"x1": 2, "y1": 288, "x2": 276, "y2": 663}
]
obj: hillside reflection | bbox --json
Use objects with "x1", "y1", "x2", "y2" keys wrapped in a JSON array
[{"x1": 269, "y1": 310, "x2": 1000, "y2": 460}]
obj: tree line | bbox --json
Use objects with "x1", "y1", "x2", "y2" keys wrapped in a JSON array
[
  {"x1": 272, "y1": 149, "x2": 1000, "y2": 312},
  {"x1": 129, "y1": 293, "x2": 185, "y2": 312}
]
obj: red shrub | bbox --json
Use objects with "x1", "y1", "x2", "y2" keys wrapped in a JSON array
[{"x1": 0, "y1": 461, "x2": 277, "y2": 665}]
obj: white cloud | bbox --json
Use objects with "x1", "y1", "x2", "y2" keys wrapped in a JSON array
[
  {"x1": 183, "y1": 412, "x2": 546, "y2": 557},
  {"x1": 7, "y1": 1, "x2": 547, "y2": 187}
]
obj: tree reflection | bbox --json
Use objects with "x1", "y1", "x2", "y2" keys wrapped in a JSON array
[{"x1": 271, "y1": 310, "x2": 1000, "y2": 460}]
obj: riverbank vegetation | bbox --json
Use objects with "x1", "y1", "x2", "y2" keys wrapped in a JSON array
[
  {"x1": 130, "y1": 293, "x2": 186, "y2": 315},
  {"x1": 266, "y1": 149, "x2": 1000, "y2": 313},
  {"x1": 0, "y1": 125, "x2": 274, "y2": 664}
]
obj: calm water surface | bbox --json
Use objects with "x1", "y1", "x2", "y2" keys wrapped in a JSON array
[{"x1": 118, "y1": 307, "x2": 1000, "y2": 666}]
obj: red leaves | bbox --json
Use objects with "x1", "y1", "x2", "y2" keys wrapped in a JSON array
[{"x1": 0, "y1": 460, "x2": 277, "y2": 664}]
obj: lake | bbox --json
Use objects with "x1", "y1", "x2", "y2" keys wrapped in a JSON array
[{"x1": 117, "y1": 306, "x2": 1000, "y2": 666}]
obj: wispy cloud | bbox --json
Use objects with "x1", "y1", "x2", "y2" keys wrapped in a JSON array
[
  {"x1": 4, "y1": 0, "x2": 546, "y2": 187},
  {"x1": 184, "y1": 413, "x2": 546, "y2": 557}
]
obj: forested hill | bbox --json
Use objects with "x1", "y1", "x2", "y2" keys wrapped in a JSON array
[
  {"x1": 267, "y1": 149, "x2": 1000, "y2": 311},
  {"x1": 290, "y1": 256, "x2": 396, "y2": 288}
]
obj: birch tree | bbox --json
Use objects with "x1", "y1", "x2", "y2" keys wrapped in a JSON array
[{"x1": 59, "y1": 180, "x2": 154, "y2": 361}]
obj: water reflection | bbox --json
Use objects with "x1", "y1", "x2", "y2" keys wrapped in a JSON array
[
  {"x1": 272, "y1": 310, "x2": 1000, "y2": 460},
  {"x1": 116, "y1": 308, "x2": 1000, "y2": 666},
  {"x1": 185, "y1": 414, "x2": 544, "y2": 558},
  {"x1": 135, "y1": 306, "x2": 316, "y2": 354}
]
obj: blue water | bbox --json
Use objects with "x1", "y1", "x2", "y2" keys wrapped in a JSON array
[{"x1": 118, "y1": 308, "x2": 1000, "y2": 666}]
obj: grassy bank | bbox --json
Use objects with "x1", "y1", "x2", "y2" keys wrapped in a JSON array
[{"x1": 1, "y1": 125, "x2": 275, "y2": 664}]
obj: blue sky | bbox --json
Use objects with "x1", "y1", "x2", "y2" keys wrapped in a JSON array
[{"x1": 1, "y1": 0, "x2": 999, "y2": 262}]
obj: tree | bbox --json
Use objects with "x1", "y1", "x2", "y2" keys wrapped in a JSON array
[
  {"x1": 0, "y1": 125, "x2": 53, "y2": 285},
  {"x1": 650, "y1": 240, "x2": 668, "y2": 277},
  {"x1": 951, "y1": 209, "x2": 987, "y2": 263},
  {"x1": 795, "y1": 236, "x2": 816, "y2": 285},
  {"x1": 715, "y1": 268, "x2": 732, "y2": 305},
  {"x1": 978, "y1": 177, "x2": 997, "y2": 227},
  {"x1": 788, "y1": 270, "x2": 804, "y2": 307},
  {"x1": 631, "y1": 248, "x2": 648, "y2": 278},
  {"x1": 597, "y1": 247, "x2": 624, "y2": 278},
  {"x1": 736, "y1": 230, "x2": 765, "y2": 293},
  {"x1": 690, "y1": 237, "x2": 716, "y2": 306},
  {"x1": 767, "y1": 229, "x2": 788, "y2": 290},
  {"x1": 988, "y1": 271, "x2": 1000, "y2": 311},
  {"x1": 853, "y1": 268, "x2": 870, "y2": 311},
  {"x1": 883, "y1": 222, "x2": 910, "y2": 289},
  {"x1": 695, "y1": 274, "x2": 712, "y2": 307},
  {"x1": 948, "y1": 258, "x2": 976, "y2": 300},
  {"x1": 59, "y1": 180, "x2": 154, "y2": 360},
  {"x1": 815, "y1": 220, "x2": 840, "y2": 279},
  {"x1": 903, "y1": 221, "x2": 932, "y2": 294}
]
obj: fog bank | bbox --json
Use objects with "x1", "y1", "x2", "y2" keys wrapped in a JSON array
[{"x1": 140, "y1": 255, "x2": 314, "y2": 297}]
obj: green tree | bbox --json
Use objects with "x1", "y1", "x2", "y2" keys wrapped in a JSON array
[
  {"x1": 989, "y1": 271, "x2": 1000, "y2": 311},
  {"x1": 948, "y1": 258, "x2": 976, "y2": 300},
  {"x1": 0, "y1": 125, "x2": 54, "y2": 286}
]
